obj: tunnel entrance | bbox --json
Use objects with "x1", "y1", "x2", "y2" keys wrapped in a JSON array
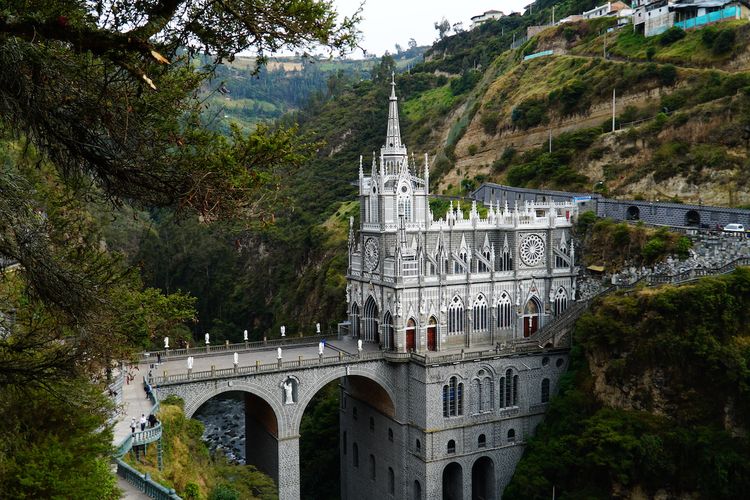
[
  {"x1": 685, "y1": 209, "x2": 700, "y2": 227},
  {"x1": 626, "y1": 206, "x2": 640, "y2": 220}
]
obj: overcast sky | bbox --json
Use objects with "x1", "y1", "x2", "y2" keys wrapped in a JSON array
[{"x1": 333, "y1": 0, "x2": 531, "y2": 57}]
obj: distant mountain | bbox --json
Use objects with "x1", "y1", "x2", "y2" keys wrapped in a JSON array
[{"x1": 201, "y1": 48, "x2": 427, "y2": 133}]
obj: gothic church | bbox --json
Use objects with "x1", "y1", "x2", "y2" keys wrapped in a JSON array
[{"x1": 339, "y1": 78, "x2": 578, "y2": 498}]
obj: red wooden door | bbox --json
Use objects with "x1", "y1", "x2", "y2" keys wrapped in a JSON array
[
  {"x1": 427, "y1": 326, "x2": 437, "y2": 351},
  {"x1": 406, "y1": 329, "x2": 416, "y2": 351},
  {"x1": 523, "y1": 316, "x2": 539, "y2": 337}
]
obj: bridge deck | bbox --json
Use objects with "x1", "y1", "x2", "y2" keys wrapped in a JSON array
[{"x1": 149, "y1": 336, "x2": 379, "y2": 383}]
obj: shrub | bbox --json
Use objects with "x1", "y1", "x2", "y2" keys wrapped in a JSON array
[
  {"x1": 642, "y1": 236, "x2": 667, "y2": 263},
  {"x1": 161, "y1": 395, "x2": 185, "y2": 408},
  {"x1": 713, "y1": 29, "x2": 736, "y2": 55},
  {"x1": 549, "y1": 78, "x2": 590, "y2": 116},
  {"x1": 659, "y1": 64, "x2": 677, "y2": 87},
  {"x1": 480, "y1": 111, "x2": 500, "y2": 135},
  {"x1": 659, "y1": 27, "x2": 686, "y2": 46},
  {"x1": 209, "y1": 484, "x2": 240, "y2": 500},
  {"x1": 492, "y1": 147, "x2": 516, "y2": 172},
  {"x1": 661, "y1": 91, "x2": 686, "y2": 112},
  {"x1": 676, "y1": 236, "x2": 692, "y2": 259},
  {"x1": 646, "y1": 46, "x2": 656, "y2": 61},
  {"x1": 511, "y1": 98, "x2": 547, "y2": 129},
  {"x1": 183, "y1": 483, "x2": 201, "y2": 500},
  {"x1": 461, "y1": 178, "x2": 477, "y2": 193},
  {"x1": 701, "y1": 27, "x2": 718, "y2": 47},
  {"x1": 467, "y1": 144, "x2": 478, "y2": 155},
  {"x1": 450, "y1": 69, "x2": 482, "y2": 96}
]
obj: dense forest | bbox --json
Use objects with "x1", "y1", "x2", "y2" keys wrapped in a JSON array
[{"x1": 506, "y1": 268, "x2": 750, "y2": 499}]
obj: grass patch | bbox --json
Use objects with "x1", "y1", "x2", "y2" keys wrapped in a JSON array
[
  {"x1": 124, "y1": 401, "x2": 277, "y2": 499},
  {"x1": 401, "y1": 84, "x2": 455, "y2": 123}
]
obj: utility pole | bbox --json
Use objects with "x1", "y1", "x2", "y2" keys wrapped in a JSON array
[
  {"x1": 603, "y1": 30, "x2": 607, "y2": 58},
  {"x1": 552, "y1": 6, "x2": 556, "y2": 25},
  {"x1": 612, "y1": 88, "x2": 616, "y2": 132},
  {"x1": 549, "y1": 128, "x2": 552, "y2": 153}
]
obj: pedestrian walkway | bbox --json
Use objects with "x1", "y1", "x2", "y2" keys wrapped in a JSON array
[
  {"x1": 117, "y1": 476, "x2": 151, "y2": 499},
  {"x1": 113, "y1": 364, "x2": 154, "y2": 446}
]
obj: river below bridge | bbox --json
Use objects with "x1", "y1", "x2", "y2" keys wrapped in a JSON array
[{"x1": 193, "y1": 392, "x2": 247, "y2": 464}]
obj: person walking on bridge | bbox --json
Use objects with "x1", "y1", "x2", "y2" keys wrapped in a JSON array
[
  {"x1": 139, "y1": 414, "x2": 147, "y2": 431},
  {"x1": 130, "y1": 418, "x2": 136, "y2": 435}
]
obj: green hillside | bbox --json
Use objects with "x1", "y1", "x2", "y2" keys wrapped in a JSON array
[{"x1": 505, "y1": 268, "x2": 750, "y2": 499}]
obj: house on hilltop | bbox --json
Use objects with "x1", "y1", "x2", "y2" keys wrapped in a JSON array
[
  {"x1": 634, "y1": 0, "x2": 750, "y2": 36},
  {"x1": 582, "y1": 1, "x2": 631, "y2": 19},
  {"x1": 470, "y1": 10, "x2": 505, "y2": 29}
]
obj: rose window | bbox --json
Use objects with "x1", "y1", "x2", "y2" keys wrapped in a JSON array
[{"x1": 519, "y1": 234, "x2": 545, "y2": 266}]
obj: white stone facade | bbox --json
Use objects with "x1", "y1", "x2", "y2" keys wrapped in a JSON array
[
  {"x1": 340, "y1": 80, "x2": 578, "y2": 499},
  {"x1": 346, "y1": 79, "x2": 578, "y2": 353}
]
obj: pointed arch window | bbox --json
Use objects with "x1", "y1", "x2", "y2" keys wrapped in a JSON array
[
  {"x1": 442, "y1": 376, "x2": 464, "y2": 417},
  {"x1": 351, "y1": 303, "x2": 360, "y2": 338},
  {"x1": 383, "y1": 311, "x2": 394, "y2": 350},
  {"x1": 472, "y1": 294, "x2": 488, "y2": 332},
  {"x1": 555, "y1": 237, "x2": 568, "y2": 268},
  {"x1": 478, "y1": 247, "x2": 491, "y2": 273},
  {"x1": 499, "y1": 238, "x2": 513, "y2": 271},
  {"x1": 554, "y1": 287, "x2": 568, "y2": 317},
  {"x1": 478, "y1": 434, "x2": 487, "y2": 448},
  {"x1": 448, "y1": 296, "x2": 464, "y2": 335},
  {"x1": 497, "y1": 292, "x2": 513, "y2": 329},
  {"x1": 397, "y1": 185, "x2": 412, "y2": 222},
  {"x1": 447, "y1": 439, "x2": 456, "y2": 454},
  {"x1": 454, "y1": 249, "x2": 467, "y2": 274},
  {"x1": 499, "y1": 368, "x2": 519, "y2": 408},
  {"x1": 370, "y1": 191, "x2": 379, "y2": 223},
  {"x1": 470, "y1": 378, "x2": 480, "y2": 414},
  {"x1": 541, "y1": 378, "x2": 550, "y2": 403},
  {"x1": 363, "y1": 297, "x2": 379, "y2": 343},
  {"x1": 481, "y1": 376, "x2": 494, "y2": 411}
]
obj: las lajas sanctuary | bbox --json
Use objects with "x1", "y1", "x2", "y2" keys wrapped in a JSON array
[{"x1": 340, "y1": 77, "x2": 578, "y2": 499}]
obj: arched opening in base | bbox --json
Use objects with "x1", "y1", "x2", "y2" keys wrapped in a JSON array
[
  {"x1": 443, "y1": 462, "x2": 464, "y2": 500},
  {"x1": 685, "y1": 209, "x2": 700, "y2": 227},
  {"x1": 309, "y1": 374, "x2": 397, "y2": 499},
  {"x1": 471, "y1": 456, "x2": 495, "y2": 500}
]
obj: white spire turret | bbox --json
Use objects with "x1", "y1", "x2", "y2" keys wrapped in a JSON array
[{"x1": 381, "y1": 72, "x2": 407, "y2": 162}]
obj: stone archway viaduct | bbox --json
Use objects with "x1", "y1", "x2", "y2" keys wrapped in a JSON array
[{"x1": 151, "y1": 351, "x2": 408, "y2": 500}]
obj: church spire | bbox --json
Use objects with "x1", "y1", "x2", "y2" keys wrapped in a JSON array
[{"x1": 381, "y1": 72, "x2": 407, "y2": 161}]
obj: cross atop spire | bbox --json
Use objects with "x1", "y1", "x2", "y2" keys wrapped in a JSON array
[{"x1": 382, "y1": 72, "x2": 407, "y2": 161}]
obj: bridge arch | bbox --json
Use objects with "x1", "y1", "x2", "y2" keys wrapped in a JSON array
[
  {"x1": 290, "y1": 364, "x2": 399, "y2": 432},
  {"x1": 183, "y1": 381, "x2": 283, "y2": 428}
]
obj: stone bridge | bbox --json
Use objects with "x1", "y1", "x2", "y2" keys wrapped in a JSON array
[
  {"x1": 148, "y1": 336, "x2": 561, "y2": 500},
  {"x1": 473, "y1": 182, "x2": 750, "y2": 229},
  {"x1": 150, "y1": 339, "x2": 410, "y2": 500}
]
